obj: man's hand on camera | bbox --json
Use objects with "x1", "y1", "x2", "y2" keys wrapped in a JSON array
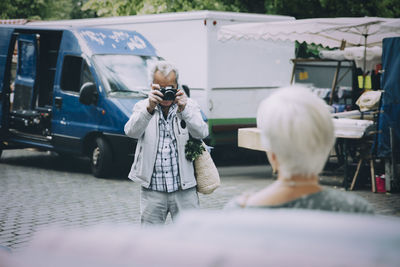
[
  {"x1": 147, "y1": 84, "x2": 163, "y2": 114},
  {"x1": 175, "y1": 89, "x2": 187, "y2": 112}
]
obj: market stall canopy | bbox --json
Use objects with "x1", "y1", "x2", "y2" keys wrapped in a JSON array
[
  {"x1": 381, "y1": 19, "x2": 400, "y2": 33},
  {"x1": 218, "y1": 17, "x2": 400, "y2": 48}
]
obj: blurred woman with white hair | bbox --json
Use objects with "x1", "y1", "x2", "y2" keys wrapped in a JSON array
[{"x1": 226, "y1": 86, "x2": 373, "y2": 213}]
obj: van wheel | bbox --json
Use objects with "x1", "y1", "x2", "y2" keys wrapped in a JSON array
[{"x1": 91, "y1": 137, "x2": 112, "y2": 178}]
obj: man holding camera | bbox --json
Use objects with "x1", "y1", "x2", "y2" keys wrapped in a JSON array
[{"x1": 124, "y1": 61, "x2": 209, "y2": 225}]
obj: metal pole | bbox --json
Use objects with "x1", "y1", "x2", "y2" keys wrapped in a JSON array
[
  {"x1": 362, "y1": 34, "x2": 368, "y2": 90},
  {"x1": 329, "y1": 61, "x2": 341, "y2": 105},
  {"x1": 390, "y1": 127, "x2": 397, "y2": 190},
  {"x1": 290, "y1": 60, "x2": 296, "y2": 85}
]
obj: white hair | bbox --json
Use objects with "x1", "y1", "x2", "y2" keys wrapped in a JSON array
[
  {"x1": 257, "y1": 86, "x2": 335, "y2": 178},
  {"x1": 148, "y1": 61, "x2": 179, "y2": 85}
]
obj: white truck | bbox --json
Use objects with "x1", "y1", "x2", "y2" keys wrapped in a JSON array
[{"x1": 29, "y1": 11, "x2": 295, "y2": 146}]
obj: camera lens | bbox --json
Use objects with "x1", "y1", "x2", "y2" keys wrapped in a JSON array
[
  {"x1": 161, "y1": 87, "x2": 176, "y2": 101},
  {"x1": 164, "y1": 90, "x2": 176, "y2": 100}
]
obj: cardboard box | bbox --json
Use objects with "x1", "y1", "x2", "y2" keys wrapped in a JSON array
[{"x1": 238, "y1": 128, "x2": 266, "y2": 152}]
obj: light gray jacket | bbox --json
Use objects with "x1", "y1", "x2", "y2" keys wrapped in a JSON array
[{"x1": 124, "y1": 98, "x2": 209, "y2": 189}]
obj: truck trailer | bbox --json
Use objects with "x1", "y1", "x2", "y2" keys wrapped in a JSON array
[{"x1": 28, "y1": 11, "x2": 295, "y2": 146}]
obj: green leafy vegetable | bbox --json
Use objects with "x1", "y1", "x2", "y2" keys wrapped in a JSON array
[{"x1": 185, "y1": 138, "x2": 205, "y2": 162}]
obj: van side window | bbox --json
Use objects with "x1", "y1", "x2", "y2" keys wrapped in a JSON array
[
  {"x1": 60, "y1": 56, "x2": 94, "y2": 93},
  {"x1": 82, "y1": 62, "x2": 93, "y2": 85},
  {"x1": 18, "y1": 42, "x2": 36, "y2": 78}
]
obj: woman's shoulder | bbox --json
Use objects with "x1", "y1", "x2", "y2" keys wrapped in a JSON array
[
  {"x1": 315, "y1": 188, "x2": 374, "y2": 213},
  {"x1": 224, "y1": 188, "x2": 374, "y2": 214}
]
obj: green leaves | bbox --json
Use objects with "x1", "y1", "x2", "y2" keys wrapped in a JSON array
[
  {"x1": 295, "y1": 41, "x2": 334, "y2": 58},
  {"x1": 1, "y1": 0, "x2": 399, "y2": 22},
  {"x1": 81, "y1": 0, "x2": 239, "y2": 16},
  {"x1": 185, "y1": 138, "x2": 205, "y2": 162},
  {"x1": 0, "y1": 0, "x2": 46, "y2": 19},
  {"x1": 82, "y1": 0, "x2": 143, "y2": 17},
  {"x1": 0, "y1": 0, "x2": 96, "y2": 20},
  {"x1": 79, "y1": 0, "x2": 400, "y2": 19}
]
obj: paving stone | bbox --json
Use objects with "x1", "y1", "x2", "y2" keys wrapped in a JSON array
[{"x1": 1, "y1": 149, "x2": 400, "y2": 250}]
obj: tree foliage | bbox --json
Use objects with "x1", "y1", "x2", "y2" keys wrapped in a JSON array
[
  {"x1": 81, "y1": 0, "x2": 240, "y2": 16},
  {"x1": 269, "y1": 0, "x2": 323, "y2": 19},
  {"x1": 80, "y1": 0, "x2": 143, "y2": 17},
  {"x1": 0, "y1": 0, "x2": 47, "y2": 20},
  {"x1": 264, "y1": 0, "x2": 400, "y2": 19},
  {"x1": 47, "y1": 0, "x2": 96, "y2": 20},
  {"x1": 1, "y1": 0, "x2": 399, "y2": 20},
  {"x1": 0, "y1": 0, "x2": 95, "y2": 20},
  {"x1": 81, "y1": 0, "x2": 400, "y2": 18}
]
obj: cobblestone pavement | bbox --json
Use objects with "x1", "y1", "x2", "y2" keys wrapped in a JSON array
[{"x1": 1, "y1": 149, "x2": 400, "y2": 252}]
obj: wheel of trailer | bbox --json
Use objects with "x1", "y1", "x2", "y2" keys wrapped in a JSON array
[{"x1": 91, "y1": 137, "x2": 113, "y2": 178}]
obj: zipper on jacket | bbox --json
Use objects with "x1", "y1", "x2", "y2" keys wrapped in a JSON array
[
  {"x1": 134, "y1": 145, "x2": 142, "y2": 170},
  {"x1": 175, "y1": 116, "x2": 181, "y2": 135}
]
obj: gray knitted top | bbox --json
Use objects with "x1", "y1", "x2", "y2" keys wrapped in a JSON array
[{"x1": 225, "y1": 188, "x2": 374, "y2": 214}]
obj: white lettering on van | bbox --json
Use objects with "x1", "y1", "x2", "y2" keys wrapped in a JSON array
[
  {"x1": 80, "y1": 30, "x2": 147, "y2": 50},
  {"x1": 81, "y1": 31, "x2": 106, "y2": 45},
  {"x1": 127, "y1": 36, "x2": 146, "y2": 50},
  {"x1": 109, "y1": 31, "x2": 129, "y2": 43}
]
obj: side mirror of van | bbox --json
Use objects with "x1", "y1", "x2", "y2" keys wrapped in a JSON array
[{"x1": 79, "y1": 82, "x2": 98, "y2": 105}]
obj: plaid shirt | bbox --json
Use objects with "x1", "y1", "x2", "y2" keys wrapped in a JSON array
[{"x1": 149, "y1": 104, "x2": 181, "y2": 192}]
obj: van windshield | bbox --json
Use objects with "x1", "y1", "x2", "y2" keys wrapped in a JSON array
[{"x1": 92, "y1": 55, "x2": 161, "y2": 95}]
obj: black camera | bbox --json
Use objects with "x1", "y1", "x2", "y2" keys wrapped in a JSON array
[{"x1": 160, "y1": 86, "x2": 177, "y2": 101}]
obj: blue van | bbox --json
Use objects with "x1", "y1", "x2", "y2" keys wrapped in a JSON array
[{"x1": 0, "y1": 25, "x2": 162, "y2": 177}]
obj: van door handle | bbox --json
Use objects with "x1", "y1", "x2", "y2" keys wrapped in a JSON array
[{"x1": 55, "y1": 97, "x2": 63, "y2": 109}]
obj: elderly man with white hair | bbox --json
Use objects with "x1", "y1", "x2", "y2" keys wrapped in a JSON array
[
  {"x1": 125, "y1": 61, "x2": 209, "y2": 225},
  {"x1": 225, "y1": 86, "x2": 373, "y2": 213}
]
